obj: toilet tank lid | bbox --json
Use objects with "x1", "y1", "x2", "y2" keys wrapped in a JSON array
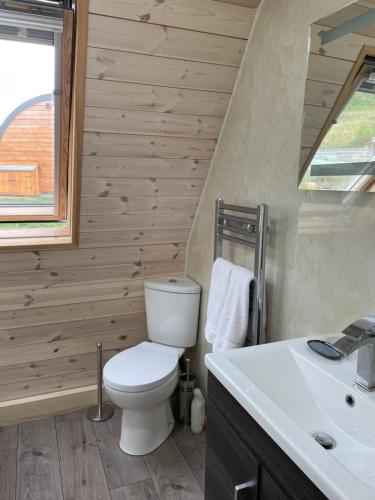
[{"x1": 144, "y1": 275, "x2": 201, "y2": 294}]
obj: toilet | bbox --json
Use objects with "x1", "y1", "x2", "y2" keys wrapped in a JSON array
[{"x1": 103, "y1": 275, "x2": 201, "y2": 456}]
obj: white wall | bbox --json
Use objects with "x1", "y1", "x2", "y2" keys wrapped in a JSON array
[{"x1": 185, "y1": 0, "x2": 373, "y2": 391}]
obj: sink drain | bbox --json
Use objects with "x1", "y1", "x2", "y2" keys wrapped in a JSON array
[{"x1": 312, "y1": 432, "x2": 336, "y2": 450}]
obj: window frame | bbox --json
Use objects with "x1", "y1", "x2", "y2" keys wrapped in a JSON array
[
  {"x1": 299, "y1": 45, "x2": 375, "y2": 185},
  {"x1": 0, "y1": 8, "x2": 72, "y2": 222},
  {"x1": 0, "y1": 0, "x2": 87, "y2": 249}
]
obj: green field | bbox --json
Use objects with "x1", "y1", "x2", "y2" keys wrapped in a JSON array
[
  {"x1": 0, "y1": 194, "x2": 54, "y2": 204},
  {"x1": 0, "y1": 221, "x2": 67, "y2": 229},
  {"x1": 322, "y1": 92, "x2": 375, "y2": 149}
]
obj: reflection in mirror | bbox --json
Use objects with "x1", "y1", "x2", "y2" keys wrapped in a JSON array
[{"x1": 299, "y1": 3, "x2": 375, "y2": 192}]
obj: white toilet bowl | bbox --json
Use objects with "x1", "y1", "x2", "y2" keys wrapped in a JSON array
[
  {"x1": 103, "y1": 341, "x2": 182, "y2": 455},
  {"x1": 103, "y1": 275, "x2": 201, "y2": 456}
]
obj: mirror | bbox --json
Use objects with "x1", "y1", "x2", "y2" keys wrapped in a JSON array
[{"x1": 299, "y1": 2, "x2": 375, "y2": 192}]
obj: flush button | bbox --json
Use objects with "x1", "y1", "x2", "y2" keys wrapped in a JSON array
[{"x1": 169, "y1": 279, "x2": 177, "y2": 283}]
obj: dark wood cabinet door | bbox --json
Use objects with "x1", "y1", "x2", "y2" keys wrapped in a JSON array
[
  {"x1": 259, "y1": 469, "x2": 289, "y2": 500},
  {"x1": 207, "y1": 373, "x2": 327, "y2": 500},
  {"x1": 205, "y1": 400, "x2": 259, "y2": 500}
]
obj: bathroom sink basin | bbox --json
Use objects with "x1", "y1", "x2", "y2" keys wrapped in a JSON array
[{"x1": 205, "y1": 337, "x2": 375, "y2": 500}]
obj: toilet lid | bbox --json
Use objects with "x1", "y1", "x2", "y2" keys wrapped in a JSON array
[{"x1": 103, "y1": 342, "x2": 179, "y2": 393}]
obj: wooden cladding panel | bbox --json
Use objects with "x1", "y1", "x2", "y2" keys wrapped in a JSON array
[
  {"x1": 83, "y1": 132, "x2": 216, "y2": 159},
  {"x1": 88, "y1": 14, "x2": 247, "y2": 66},
  {"x1": 310, "y1": 24, "x2": 375, "y2": 62},
  {"x1": 0, "y1": 263, "x2": 184, "y2": 297},
  {"x1": 86, "y1": 47, "x2": 238, "y2": 92},
  {"x1": 303, "y1": 104, "x2": 330, "y2": 129},
  {"x1": 301, "y1": 127, "x2": 320, "y2": 148},
  {"x1": 79, "y1": 227, "x2": 191, "y2": 249},
  {"x1": 84, "y1": 107, "x2": 223, "y2": 138},
  {"x1": 80, "y1": 196, "x2": 199, "y2": 215},
  {"x1": 0, "y1": 0, "x2": 256, "y2": 415},
  {"x1": 85, "y1": 79, "x2": 231, "y2": 117},
  {"x1": 307, "y1": 53, "x2": 353, "y2": 85},
  {"x1": 304, "y1": 80, "x2": 342, "y2": 108},
  {"x1": 356, "y1": 0, "x2": 375, "y2": 7},
  {"x1": 318, "y1": 4, "x2": 375, "y2": 39},
  {"x1": 0, "y1": 328, "x2": 147, "y2": 368},
  {"x1": 80, "y1": 213, "x2": 194, "y2": 232},
  {"x1": 81, "y1": 177, "x2": 205, "y2": 198},
  {"x1": 82, "y1": 157, "x2": 210, "y2": 179},
  {"x1": 0, "y1": 100, "x2": 53, "y2": 193},
  {"x1": 0, "y1": 244, "x2": 185, "y2": 273},
  {"x1": 0, "y1": 296, "x2": 145, "y2": 331},
  {"x1": 88, "y1": 0, "x2": 255, "y2": 38},
  {"x1": 0, "y1": 312, "x2": 146, "y2": 349}
]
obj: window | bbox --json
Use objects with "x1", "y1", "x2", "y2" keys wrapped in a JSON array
[
  {"x1": 0, "y1": 0, "x2": 87, "y2": 248},
  {"x1": 300, "y1": 47, "x2": 375, "y2": 192}
]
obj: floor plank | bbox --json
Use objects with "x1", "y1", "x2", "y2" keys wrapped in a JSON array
[
  {"x1": 54, "y1": 408, "x2": 88, "y2": 424},
  {"x1": 110, "y1": 479, "x2": 159, "y2": 500},
  {"x1": 93, "y1": 409, "x2": 149, "y2": 490},
  {"x1": 56, "y1": 417, "x2": 111, "y2": 500},
  {"x1": 0, "y1": 449, "x2": 16, "y2": 500},
  {"x1": 144, "y1": 436, "x2": 204, "y2": 500},
  {"x1": 11, "y1": 407, "x2": 206, "y2": 500},
  {"x1": 0, "y1": 424, "x2": 17, "y2": 449},
  {"x1": 17, "y1": 417, "x2": 63, "y2": 500},
  {"x1": 172, "y1": 423, "x2": 206, "y2": 448},
  {"x1": 180, "y1": 442, "x2": 206, "y2": 491}
]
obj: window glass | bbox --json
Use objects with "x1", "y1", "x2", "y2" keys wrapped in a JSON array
[
  {"x1": 0, "y1": 38, "x2": 56, "y2": 215},
  {"x1": 300, "y1": 90, "x2": 375, "y2": 191}
]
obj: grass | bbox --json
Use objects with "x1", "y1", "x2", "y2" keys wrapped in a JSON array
[
  {"x1": 0, "y1": 222, "x2": 67, "y2": 229},
  {"x1": 0, "y1": 194, "x2": 54, "y2": 204},
  {"x1": 322, "y1": 92, "x2": 375, "y2": 149},
  {"x1": 0, "y1": 194, "x2": 63, "y2": 229}
]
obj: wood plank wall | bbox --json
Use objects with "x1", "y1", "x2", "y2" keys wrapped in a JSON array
[
  {"x1": 300, "y1": 0, "x2": 375, "y2": 167},
  {"x1": 0, "y1": 0, "x2": 257, "y2": 415}
]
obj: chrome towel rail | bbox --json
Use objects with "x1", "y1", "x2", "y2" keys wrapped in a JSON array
[{"x1": 214, "y1": 198, "x2": 268, "y2": 346}]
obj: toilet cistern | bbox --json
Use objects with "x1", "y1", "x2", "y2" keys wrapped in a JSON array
[{"x1": 308, "y1": 315, "x2": 375, "y2": 391}]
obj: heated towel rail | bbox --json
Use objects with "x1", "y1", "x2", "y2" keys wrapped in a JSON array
[{"x1": 213, "y1": 198, "x2": 268, "y2": 346}]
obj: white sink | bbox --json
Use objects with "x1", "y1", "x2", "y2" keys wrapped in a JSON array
[{"x1": 205, "y1": 337, "x2": 375, "y2": 500}]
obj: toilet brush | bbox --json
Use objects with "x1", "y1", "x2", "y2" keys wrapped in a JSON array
[{"x1": 87, "y1": 342, "x2": 114, "y2": 422}]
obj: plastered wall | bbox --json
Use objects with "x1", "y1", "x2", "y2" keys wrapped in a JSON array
[{"x1": 185, "y1": 0, "x2": 375, "y2": 391}]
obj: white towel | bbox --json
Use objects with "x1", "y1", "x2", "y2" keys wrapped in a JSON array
[
  {"x1": 205, "y1": 258, "x2": 234, "y2": 344},
  {"x1": 213, "y1": 265, "x2": 254, "y2": 352}
]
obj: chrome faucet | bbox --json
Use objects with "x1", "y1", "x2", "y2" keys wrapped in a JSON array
[{"x1": 308, "y1": 316, "x2": 375, "y2": 391}]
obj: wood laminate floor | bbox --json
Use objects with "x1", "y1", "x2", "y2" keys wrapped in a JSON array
[{"x1": 0, "y1": 407, "x2": 205, "y2": 500}]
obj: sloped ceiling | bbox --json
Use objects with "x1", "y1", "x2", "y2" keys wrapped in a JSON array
[{"x1": 300, "y1": 0, "x2": 375, "y2": 168}]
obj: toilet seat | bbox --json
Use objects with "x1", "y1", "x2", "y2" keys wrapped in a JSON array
[{"x1": 103, "y1": 341, "x2": 179, "y2": 393}]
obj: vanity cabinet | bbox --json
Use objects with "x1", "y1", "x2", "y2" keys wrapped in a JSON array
[{"x1": 205, "y1": 373, "x2": 327, "y2": 500}]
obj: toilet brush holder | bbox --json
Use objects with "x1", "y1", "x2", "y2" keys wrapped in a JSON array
[
  {"x1": 179, "y1": 359, "x2": 196, "y2": 425},
  {"x1": 87, "y1": 342, "x2": 114, "y2": 422}
]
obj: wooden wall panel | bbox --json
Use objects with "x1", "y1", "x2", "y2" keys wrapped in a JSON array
[
  {"x1": 88, "y1": 0, "x2": 255, "y2": 38},
  {"x1": 83, "y1": 132, "x2": 217, "y2": 159},
  {"x1": 86, "y1": 47, "x2": 238, "y2": 92},
  {"x1": 82, "y1": 157, "x2": 210, "y2": 179},
  {"x1": 0, "y1": 0, "x2": 257, "y2": 419},
  {"x1": 0, "y1": 100, "x2": 54, "y2": 193},
  {"x1": 84, "y1": 107, "x2": 223, "y2": 138},
  {"x1": 87, "y1": 14, "x2": 247, "y2": 66},
  {"x1": 85, "y1": 79, "x2": 231, "y2": 117}
]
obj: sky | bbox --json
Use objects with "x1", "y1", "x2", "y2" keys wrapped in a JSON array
[{"x1": 0, "y1": 39, "x2": 54, "y2": 125}]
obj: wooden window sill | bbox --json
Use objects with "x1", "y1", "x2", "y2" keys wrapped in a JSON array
[{"x1": 0, "y1": 226, "x2": 76, "y2": 250}]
